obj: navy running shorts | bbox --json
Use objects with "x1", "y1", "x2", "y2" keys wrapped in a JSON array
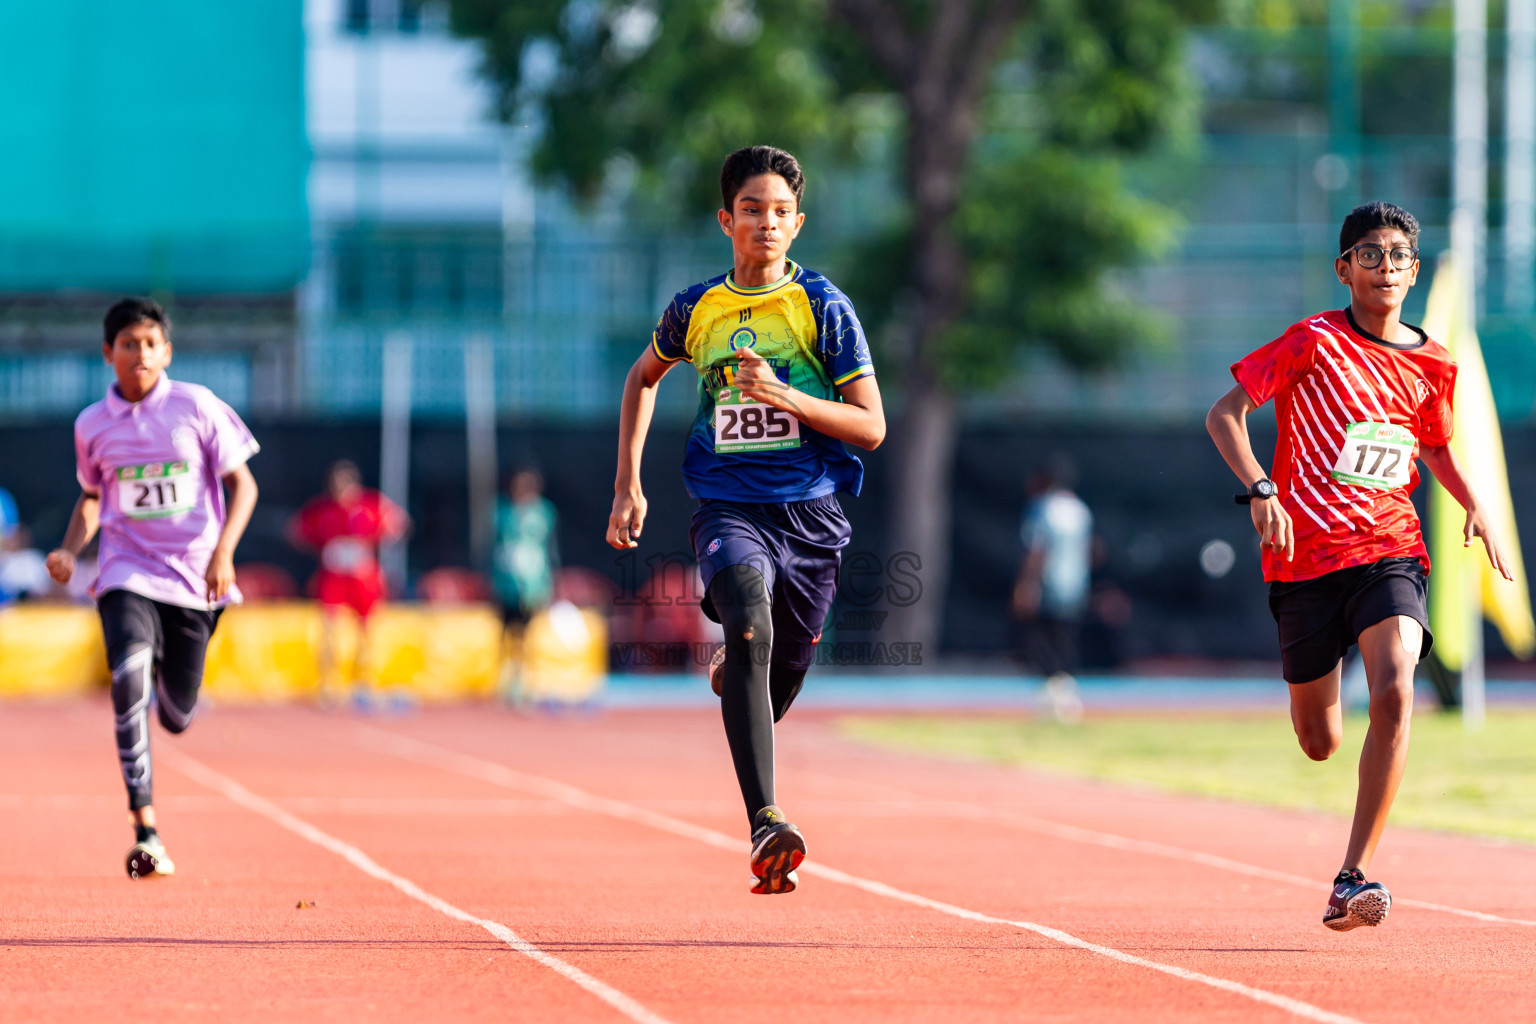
[
  {"x1": 1268, "y1": 556, "x2": 1432, "y2": 684},
  {"x1": 690, "y1": 494, "x2": 851, "y2": 671}
]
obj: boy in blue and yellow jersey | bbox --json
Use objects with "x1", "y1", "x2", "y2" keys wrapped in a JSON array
[{"x1": 608, "y1": 146, "x2": 886, "y2": 895}]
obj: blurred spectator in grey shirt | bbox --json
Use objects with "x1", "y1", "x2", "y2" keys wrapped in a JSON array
[{"x1": 1012, "y1": 455, "x2": 1092, "y2": 722}]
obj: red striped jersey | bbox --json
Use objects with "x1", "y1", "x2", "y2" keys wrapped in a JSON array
[{"x1": 1231, "y1": 308, "x2": 1457, "y2": 582}]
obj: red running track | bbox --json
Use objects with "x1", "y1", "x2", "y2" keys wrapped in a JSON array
[{"x1": 2, "y1": 699, "x2": 1533, "y2": 1023}]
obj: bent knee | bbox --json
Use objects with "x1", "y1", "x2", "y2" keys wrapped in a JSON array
[
  {"x1": 709, "y1": 567, "x2": 773, "y2": 637},
  {"x1": 159, "y1": 706, "x2": 192, "y2": 733},
  {"x1": 1295, "y1": 728, "x2": 1342, "y2": 761}
]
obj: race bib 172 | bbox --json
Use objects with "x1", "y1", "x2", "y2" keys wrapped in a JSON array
[
  {"x1": 1331, "y1": 422, "x2": 1416, "y2": 490},
  {"x1": 116, "y1": 461, "x2": 197, "y2": 518},
  {"x1": 712, "y1": 386, "x2": 801, "y2": 453}
]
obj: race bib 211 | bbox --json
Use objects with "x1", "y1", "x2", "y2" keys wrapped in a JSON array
[{"x1": 117, "y1": 461, "x2": 197, "y2": 518}]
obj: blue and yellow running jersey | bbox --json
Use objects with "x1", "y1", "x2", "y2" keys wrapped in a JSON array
[{"x1": 650, "y1": 261, "x2": 875, "y2": 502}]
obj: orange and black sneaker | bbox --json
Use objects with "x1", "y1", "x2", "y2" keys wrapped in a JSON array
[
  {"x1": 1323, "y1": 868, "x2": 1391, "y2": 931},
  {"x1": 749, "y1": 805, "x2": 805, "y2": 895}
]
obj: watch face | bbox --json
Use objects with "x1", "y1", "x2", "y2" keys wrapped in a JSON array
[{"x1": 1255, "y1": 480, "x2": 1276, "y2": 497}]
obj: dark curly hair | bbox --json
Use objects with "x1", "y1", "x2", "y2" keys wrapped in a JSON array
[
  {"x1": 720, "y1": 146, "x2": 805, "y2": 211},
  {"x1": 1339, "y1": 201, "x2": 1420, "y2": 254}
]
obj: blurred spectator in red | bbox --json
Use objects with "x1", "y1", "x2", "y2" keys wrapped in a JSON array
[{"x1": 288, "y1": 460, "x2": 409, "y2": 693}]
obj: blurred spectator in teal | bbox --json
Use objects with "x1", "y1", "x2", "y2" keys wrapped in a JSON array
[{"x1": 492, "y1": 469, "x2": 559, "y2": 627}]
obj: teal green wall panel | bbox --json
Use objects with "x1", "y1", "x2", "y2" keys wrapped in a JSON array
[{"x1": 0, "y1": 1, "x2": 308, "y2": 293}]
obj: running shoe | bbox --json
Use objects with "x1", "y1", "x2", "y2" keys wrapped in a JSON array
[
  {"x1": 1044, "y1": 672, "x2": 1084, "y2": 725},
  {"x1": 709, "y1": 643, "x2": 726, "y2": 697},
  {"x1": 749, "y1": 805, "x2": 805, "y2": 895},
  {"x1": 126, "y1": 833, "x2": 175, "y2": 879},
  {"x1": 1323, "y1": 868, "x2": 1390, "y2": 931}
]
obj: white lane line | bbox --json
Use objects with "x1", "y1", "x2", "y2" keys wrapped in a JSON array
[
  {"x1": 162, "y1": 751, "x2": 675, "y2": 1024},
  {"x1": 280, "y1": 796, "x2": 573, "y2": 816},
  {"x1": 928, "y1": 802, "x2": 1536, "y2": 928},
  {"x1": 793, "y1": 763, "x2": 1536, "y2": 928},
  {"x1": 804, "y1": 861, "x2": 1369, "y2": 1024},
  {"x1": 355, "y1": 727, "x2": 1370, "y2": 1024}
]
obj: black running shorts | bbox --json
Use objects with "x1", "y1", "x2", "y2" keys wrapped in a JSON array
[
  {"x1": 1268, "y1": 557, "x2": 1432, "y2": 685},
  {"x1": 98, "y1": 589, "x2": 222, "y2": 703}
]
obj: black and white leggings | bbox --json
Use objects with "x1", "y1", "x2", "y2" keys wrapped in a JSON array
[{"x1": 98, "y1": 590, "x2": 221, "y2": 811}]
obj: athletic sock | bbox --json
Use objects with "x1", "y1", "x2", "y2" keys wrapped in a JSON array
[
  {"x1": 752, "y1": 804, "x2": 788, "y2": 837},
  {"x1": 1335, "y1": 868, "x2": 1365, "y2": 885},
  {"x1": 135, "y1": 824, "x2": 157, "y2": 845}
]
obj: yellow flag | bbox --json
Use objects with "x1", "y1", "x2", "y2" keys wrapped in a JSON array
[{"x1": 1420, "y1": 253, "x2": 1535, "y2": 665}]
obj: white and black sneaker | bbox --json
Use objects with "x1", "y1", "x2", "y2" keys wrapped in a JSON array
[
  {"x1": 1323, "y1": 868, "x2": 1390, "y2": 931},
  {"x1": 127, "y1": 832, "x2": 175, "y2": 879},
  {"x1": 749, "y1": 805, "x2": 805, "y2": 895}
]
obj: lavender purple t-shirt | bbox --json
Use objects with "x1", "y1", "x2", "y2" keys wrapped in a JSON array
[{"x1": 74, "y1": 376, "x2": 260, "y2": 609}]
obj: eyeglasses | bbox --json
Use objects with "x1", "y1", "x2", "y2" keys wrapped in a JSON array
[{"x1": 1344, "y1": 243, "x2": 1418, "y2": 270}]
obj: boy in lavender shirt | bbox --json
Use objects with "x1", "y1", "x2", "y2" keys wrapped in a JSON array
[{"x1": 47, "y1": 298, "x2": 260, "y2": 879}]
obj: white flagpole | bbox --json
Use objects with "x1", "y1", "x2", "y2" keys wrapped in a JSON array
[
  {"x1": 380, "y1": 331, "x2": 413, "y2": 591},
  {"x1": 465, "y1": 334, "x2": 499, "y2": 570},
  {"x1": 1454, "y1": 0, "x2": 1489, "y2": 298},
  {"x1": 1506, "y1": 0, "x2": 1536, "y2": 313},
  {"x1": 1452, "y1": 0, "x2": 1489, "y2": 728}
]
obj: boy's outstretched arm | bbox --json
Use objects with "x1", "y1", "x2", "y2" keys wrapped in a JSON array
[
  {"x1": 45, "y1": 492, "x2": 102, "y2": 584},
  {"x1": 1206, "y1": 384, "x2": 1294, "y2": 562},
  {"x1": 608, "y1": 347, "x2": 675, "y2": 550},
  {"x1": 207, "y1": 464, "x2": 259, "y2": 601},
  {"x1": 1418, "y1": 443, "x2": 1515, "y2": 580}
]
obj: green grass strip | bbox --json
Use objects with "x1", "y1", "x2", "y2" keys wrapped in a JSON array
[{"x1": 838, "y1": 710, "x2": 1536, "y2": 844}]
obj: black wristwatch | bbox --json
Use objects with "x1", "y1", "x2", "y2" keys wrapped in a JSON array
[{"x1": 1235, "y1": 478, "x2": 1277, "y2": 505}]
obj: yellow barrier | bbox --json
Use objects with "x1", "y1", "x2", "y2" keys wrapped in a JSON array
[
  {"x1": 203, "y1": 602, "x2": 506, "y2": 701},
  {"x1": 515, "y1": 603, "x2": 609, "y2": 704},
  {"x1": 0, "y1": 601, "x2": 607, "y2": 703},
  {"x1": 0, "y1": 605, "x2": 109, "y2": 696}
]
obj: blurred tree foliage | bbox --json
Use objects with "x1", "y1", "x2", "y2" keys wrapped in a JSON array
[
  {"x1": 450, "y1": 0, "x2": 1221, "y2": 377},
  {"x1": 1203, "y1": 1, "x2": 1460, "y2": 136}
]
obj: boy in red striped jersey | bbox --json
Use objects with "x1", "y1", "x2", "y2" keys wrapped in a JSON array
[{"x1": 1207, "y1": 202, "x2": 1513, "y2": 932}]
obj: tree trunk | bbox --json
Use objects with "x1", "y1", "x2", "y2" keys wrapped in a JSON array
[
  {"x1": 829, "y1": 0, "x2": 1027, "y2": 660},
  {"x1": 882, "y1": 377, "x2": 958, "y2": 660},
  {"x1": 880, "y1": 101, "x2": 970, "y2": 658}
]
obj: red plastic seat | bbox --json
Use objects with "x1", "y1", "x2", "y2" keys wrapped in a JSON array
[
  {"x1": 232, "y1": 563, "x2": 299, "y2": 601},
  {"x1": 417, "y1": 567, "x2": 493, "y2": 605}
]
